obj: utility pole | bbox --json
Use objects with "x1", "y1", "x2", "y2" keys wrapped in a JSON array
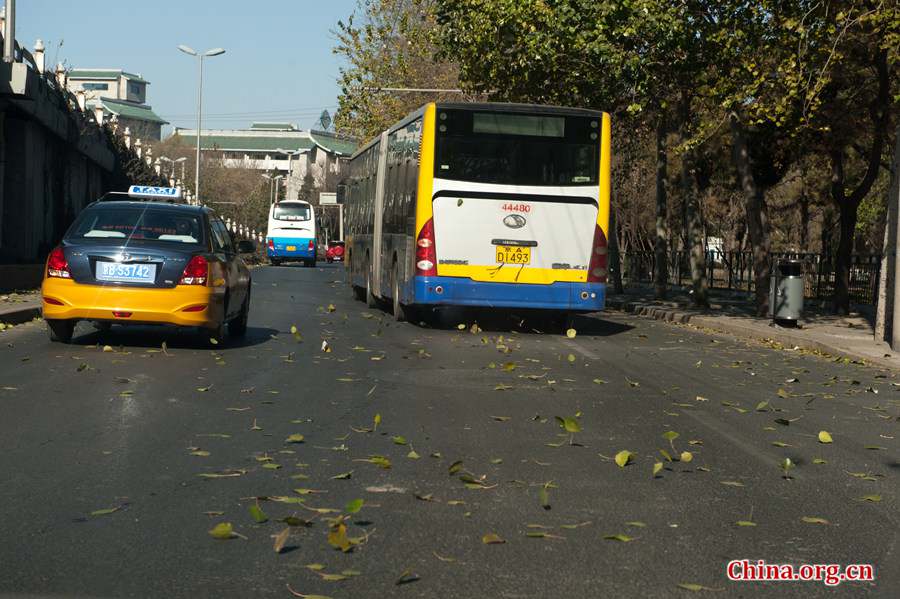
[{"x1": 2, "y1": 0, "x2": 15, "y2": 63}]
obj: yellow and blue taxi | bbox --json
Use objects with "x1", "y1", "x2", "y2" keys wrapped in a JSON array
[{"x1": 41, "y1": 186, "x2": 254, "y2": 344}]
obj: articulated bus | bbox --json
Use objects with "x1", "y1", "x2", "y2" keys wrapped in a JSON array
[{"x1": 344, "y1": 102, "x2": 611, "y2": 325}]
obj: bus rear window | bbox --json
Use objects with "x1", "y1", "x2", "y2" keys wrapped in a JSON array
[
  {"x1": 273, "y1": 204, "x2": 311, "y2": 221},
  {"x1": 435, "y1": 110, "x2": 600, "y2": 186}
]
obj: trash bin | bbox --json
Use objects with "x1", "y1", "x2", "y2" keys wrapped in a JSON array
[{"x1": 769, "y1": 259, "x2": 804, "y2": 324}]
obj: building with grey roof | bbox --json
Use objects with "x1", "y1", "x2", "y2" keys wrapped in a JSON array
[
  {"x1": 66, "y1": 68, "x2": 167, "y2": 140},
  {"x1": 171, "y1": 123, "x2": 357, "y2": 202}
]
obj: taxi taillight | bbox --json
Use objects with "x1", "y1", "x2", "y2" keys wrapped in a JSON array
[
  {"x1": 587, "y1": 224, "x2": 608, "y2": 283},
  {"x1": 415, "y1": 219, "x2": 437, "y2": 276},
  {"x1": 180, "y1": 255, "x2": 208, "y2": 286},
  {"x1": 47, "y1": 247, "x2": 71, "y2": 279}
]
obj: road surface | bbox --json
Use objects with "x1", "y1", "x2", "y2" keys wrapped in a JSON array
[{"x1": 0, "y1": 265, "x2": 897, "y2": 598}]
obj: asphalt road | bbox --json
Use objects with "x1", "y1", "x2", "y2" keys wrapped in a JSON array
[{"x1": 0, "y1": 264, "x2": 897, "y2": 598}]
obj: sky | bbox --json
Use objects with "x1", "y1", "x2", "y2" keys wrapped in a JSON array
[{"x1": 16, "y1": 0, "x2": 360, "y2": 136}]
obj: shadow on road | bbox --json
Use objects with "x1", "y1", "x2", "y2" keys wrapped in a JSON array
[
  {"x1": 69, "y1": 324, "x2": 278, "y2": 350},
  {"x1": 411, "y1": 307, "x2": 634, "y2": 337}
]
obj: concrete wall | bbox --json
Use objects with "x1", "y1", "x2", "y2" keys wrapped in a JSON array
[{"x1": 1, "y1": 60, "x2": 115, "y2": 265}]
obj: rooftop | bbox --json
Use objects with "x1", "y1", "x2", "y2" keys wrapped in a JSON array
[
  {"x1": 93, "y1": 98, "x2": 168, "y2": 125},
  {"x1": 172, "y1": 127, "x2": 358, "y2": 155},
  {"x1": 69, "y1": 69, "x2": 149, "y2": 84},
  {"x1": 250, "y1": 122, "x2": 297, "y2": 131}
]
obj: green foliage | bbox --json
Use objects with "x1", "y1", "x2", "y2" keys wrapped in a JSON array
[{"x1": 333, "y1": 0, "x2": 459, "y2": 140}]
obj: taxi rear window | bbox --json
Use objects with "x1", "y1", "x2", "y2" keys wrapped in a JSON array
[{"x1": 68, "y1": 207, "x2": 205, "y2": 244}]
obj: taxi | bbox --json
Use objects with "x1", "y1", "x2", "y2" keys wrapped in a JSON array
[{"x1": 40, "y1": 186, "x2": 255, "y2": 344}]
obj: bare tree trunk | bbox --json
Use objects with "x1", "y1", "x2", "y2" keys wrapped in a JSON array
[
  {"x1": 831, "y1": 49, "x2": 890, "y2": 315},
  {"x1": 799, "y1": 171, "x2": 809, "y2": 251},
  {"x1": 679, "y1": 94, "x2": 708, "y2": 307},
  {"x1": 729, "y1": 112, "x2": 770, "y2": 316},
  {"x1": 654, "y1": 111, "x2": 669, "y2": 299},
  {"x1": 609, "y1": 204, "x2": 624, "y2": 294},
  {"x1": 874, "y1": 131, "x2": 899, "y2": 341},
  {"x1": 821, "y1": 207, "x2": 833, "y2": 258}
]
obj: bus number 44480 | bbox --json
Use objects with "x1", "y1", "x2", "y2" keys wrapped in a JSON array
[{"x1": 502, "y1": 203, "x2": 531, "y2": 213}]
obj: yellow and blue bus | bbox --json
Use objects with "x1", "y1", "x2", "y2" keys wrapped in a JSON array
[{"x1": 344, "y1": 102, "x2": 611, "y2": 324}]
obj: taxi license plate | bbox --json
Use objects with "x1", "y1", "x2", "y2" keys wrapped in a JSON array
[
  {"x1": 96, "y1": 262, "x2": 156, "y2": 283},
  {"x1": 286, "y1": 245, "x2": 297, "y2": 251},
  {"x1": 495, "y1": 246, "x2": 531, "y2": 265}
]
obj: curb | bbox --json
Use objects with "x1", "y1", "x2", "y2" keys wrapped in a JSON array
[
  {"x1": 0, "y1": 302, "x2": 42, "y2": 326},
  {"x1": 606, "y1": 296, "x2": 898, "y2": 371}
]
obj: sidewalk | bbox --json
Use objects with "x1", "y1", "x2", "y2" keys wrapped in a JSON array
[
  {"x1": 0, "y1": 291, "x2": 41, "y2": 327},
  {"x1": 605, "y1": 285, "x2": 900, "y2": 371}
]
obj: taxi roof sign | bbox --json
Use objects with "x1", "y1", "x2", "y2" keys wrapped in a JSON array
[{"x1": 127, "y1": 185, "x2": 184, "y2": 201}]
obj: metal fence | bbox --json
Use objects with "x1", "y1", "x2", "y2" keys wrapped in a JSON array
[{"x1": 613, "y1": 251, "x2": 882, "y2": 305}]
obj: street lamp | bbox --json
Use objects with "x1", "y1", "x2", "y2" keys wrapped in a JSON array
[
  {"x1": 178, "y1": 44, "x2": 226, "y2": 205},
  {"x1": 276, "y1": 148, "x2": 300, "y2": 201},
  {"x1": 262, "y1": 173, "x2": 284, "y2": 204},
  {"x1": 174, "y1": 156, "x2": 187, "y2": 182}
]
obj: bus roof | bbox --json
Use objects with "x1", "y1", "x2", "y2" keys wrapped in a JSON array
[
  {"x1": 351, "y1": 102, "x2": 607, "y2": 160},
  {"x1": 435, "y1": 102, "x2": 605, "y2": 119}
]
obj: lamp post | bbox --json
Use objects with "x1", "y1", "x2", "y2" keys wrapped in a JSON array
[
  {"x1": 174, "y1": 157, "x2": 187, "y2": 182},
  {"x1": 178, "y1": 44, "x2": 225, "y2": 205},
  {"x1": 276, "y1": 148, "x2": 300, "y2": 201},
  {"x1": 262, "y1": 173, "x2": 284, "y2": 204}
]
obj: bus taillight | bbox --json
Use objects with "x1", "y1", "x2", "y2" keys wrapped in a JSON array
[
  {"x1": 416, "y1": 218, "x2": 437, "y2": 276},
  {"x1": 587, "y1": 224, "x2": 608, "y2": 283}
]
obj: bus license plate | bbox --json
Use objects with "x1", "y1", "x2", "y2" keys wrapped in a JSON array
[
  {"x1": 286, "y1": 245, "x2": 296, "y2": 251},
  {"x1": 495, "y1": 246, "x2": 531, "y2": 265}
]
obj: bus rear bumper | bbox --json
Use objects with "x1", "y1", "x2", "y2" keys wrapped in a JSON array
[
  {"x1": 266, "y1": 237, "x2": 315, "y2": 259},
  {"x1": 412, "y1": 277, "x2": 606, "y2": 311}
]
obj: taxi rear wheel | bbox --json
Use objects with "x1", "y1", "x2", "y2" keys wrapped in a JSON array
[
  {"x1": 47, "y1": 319, "x2": 75, "y2": 344},
  {"x1": 229, "y1": 289, "x2": 250, "y2": 337}
]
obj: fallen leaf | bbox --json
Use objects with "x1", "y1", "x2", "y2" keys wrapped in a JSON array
[
  {"x1": 680, "y1": 451, "x2": 693, "y2": 463},
  {"x1": 566, "y1": 328, "x2": 577, "y2": 338},
  {"x1": 208, "y1": 522, "x2": 236, "y2": 540},
  {"x1": 248, "y1": 503, "x2": 268, "y2": 523},
  {"x1": 859, "y1": 494, "x2": 882, "y2": 502},
  {"x1": 603, "y1": 534, "x2": 633, "y2": 542},
  {"x1": 677, "y1": 582, "x2": 716, "y2": 592},
  {"x1": 392, "y1": 436, "x2": 408, "y2": 445},
  {"x1": 818, "y1": 431, "x2": 833, "y2": 444},
  {"x1": 482, "y1": 533, "x2": 505, "y2": 544},
  {"x1": 345, "y1": 498, "x2": 364, "y2": 514},
  {"x1": 90, "y1": 506, "x2": 122, "y2": 516},
  {"x1": 735, "y1": 520, "x2": 756, "y2": 527},
  {"x1": 330, "y1": 471, "x2": 353, "y2": 480},
  {"x1": 614, "y1": 450, "x2": 634, "y2": 468},
  {"x1": 273, "y1": 527, "x2": 290, "y2": 553},
  {"x1": 448, "y1": 460, "x2": 464, "y2": 475},
  {"x1": 285, "y1": 434, "x2": 305, "y2": 443},
  {"x1": 396, "y1": 568, "x2": 420, "y2": 585},
  {"x1": 653, "y1": 462, "x2": 663, "y2": 477},
  {"x1": 801, "y1": 516, "x2": 829, "y2": 524},
  {"x1": 539, "y1": 484, "x2": 551, "y2": 510}
]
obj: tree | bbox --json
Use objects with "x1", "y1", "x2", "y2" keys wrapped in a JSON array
[
  {"x1": 434, "y1": 0, "x2": 719, "y2": 303},
  {"x1": 333, "y1": 0, "x2": 460, "y2": 140}
]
